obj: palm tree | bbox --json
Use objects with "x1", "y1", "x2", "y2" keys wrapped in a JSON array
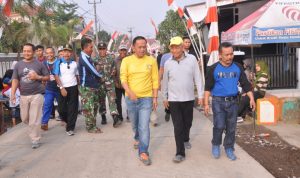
[{"x1": 0, "y1": 0, "x2": 80, "y2": 52}]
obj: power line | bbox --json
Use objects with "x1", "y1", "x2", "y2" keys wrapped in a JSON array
[{"x1": 88, "y1": 0, "x2": 101, "y2": 44}]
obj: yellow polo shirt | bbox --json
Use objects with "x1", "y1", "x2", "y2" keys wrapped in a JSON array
[{"x1": 120, "y1": 54, "x2": 159, "y2": 98}]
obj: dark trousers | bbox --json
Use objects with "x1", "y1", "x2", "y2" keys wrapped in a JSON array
[
  {"x1": 238, "y1": 91, "x2": 264, "y2": 117},
  {"x1": 212, "y1": 97, "x2": 238, "y2": 149},
  {"x1": 58, "y1": 85, "x2": 78, "y2": 132},
  {"x1": 169, "y1": 100, "x2": 194, "y2": 157},
  {"x1": 115, "y1": 87, "x2": 125, "y2": 118}
]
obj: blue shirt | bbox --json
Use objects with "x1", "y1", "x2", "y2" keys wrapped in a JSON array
[
  {"x1": 78, "y1": 51, "x2": 101, "y2": 89},
  {"x1": 44, "y1": 59, "x2": 59, "y2": 92},
  {"x1": 160, "y1": 53, "x2": 172, "y2": 68},
  {"x1": 205, "y1": 62, "x2": 251, "y2": 97}
]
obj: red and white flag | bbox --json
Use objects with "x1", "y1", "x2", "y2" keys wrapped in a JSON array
[
  {"x1": 111, "y1": 31, "x2": 119, "y2": 40},
  {"x1": 167, "y1": 0, "x2": 197, "y2": 36},
  {"x1": 74, "y1": 20, "x2": 94, "y2": 40},
  {"x1": 206, "y1": 0, "x2": 219, "y2": 66},
  {"x1": 120, "y1": 34, "x2": 128, "y2": 44},
  {"x1": 2, "y1": 0, "x2": 13, "y2": 17},
  {"x1": 150, "y1": 18, "x2": 159, "y2": 36},
  {"x1": 107, "y1": 31, "x2": 119, "y2": 51},
  {"x1": 0, "y1": 25, "x2": 4, "y2": 39}
]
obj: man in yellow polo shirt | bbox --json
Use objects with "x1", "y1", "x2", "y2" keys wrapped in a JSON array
[{"x1": 120, "y1": 36, "x2": 159, "y2": 166}]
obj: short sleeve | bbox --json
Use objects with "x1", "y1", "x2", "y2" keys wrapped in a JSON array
[
  {"x1": 12, "y1": 63, "x2": 19, "y2": 80},
  {"x1": 53, "y1": 60, "x2": 60, "y2": 75}
]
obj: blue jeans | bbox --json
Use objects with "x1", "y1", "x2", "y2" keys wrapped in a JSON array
[
  {"x1": 125, "y1": 97, "x2": 152, "y2": 155},
  {"x1": 211, "y1": 96, "x2": 238, "y2": 149},
  {"x1": 41, "y1": 90, "x2": 59, "y2": 124}
]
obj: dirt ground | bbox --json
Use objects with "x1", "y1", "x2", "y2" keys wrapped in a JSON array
[{"x1": 236, "y1": 121, "x2": 300, "y2": 178}]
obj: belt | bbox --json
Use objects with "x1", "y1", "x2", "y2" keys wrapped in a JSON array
[{"x1": 213, "y1": 96, "x2": 237, "y2": 101}]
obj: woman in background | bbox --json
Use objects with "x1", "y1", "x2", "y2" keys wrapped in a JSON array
[{"x1": 237, "y1": 61, "x2": 269, "y2": 122}]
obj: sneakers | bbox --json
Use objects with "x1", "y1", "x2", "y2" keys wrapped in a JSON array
[
  {"x1": 212, "y1": 145, "x2": 220, "y2": 159},
  {"x1": 237, "y1": 117, "x2": 244, "y2": 123},
  {"x1": 173, "y1": 155, "x2": 185, "y2": 163},
  {"x1": 140, "y1": 153, "x2": 151, "y2": 166},
  {"x1": 101, "y1": 114, "x2": 107, "y2": 125},
  {"x1": 133, "y1": 140, "x2": 139, "y2": 149},
  {"x1": 32, "y1": 141, "x2": 40, "y2": 149},
  {"x1": 112, "y1": 115, "x2": 122, "y2": 128},
  {"x1": 165, "y1": 113, "x2": 170, "y2": 122},
  {"x1": 41, "y1": 124, "x2": 48, "y2": 131},
  {"x1": 184, "y1": 142, "x2": 192, "y2": 149},
  {"x1": 225, "y1": 148, "x2": 237, "y2": 161},
  {"x1": 66, "y1": 130, "x2": 75, "y2": 136},
  {"x1": 56, "y1": 116, "x2": 62, "y2": 121}
]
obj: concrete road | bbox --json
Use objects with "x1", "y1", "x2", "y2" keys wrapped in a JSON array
[{"x1": 0, "y1": 103, "x2": 274, "y2": 178}]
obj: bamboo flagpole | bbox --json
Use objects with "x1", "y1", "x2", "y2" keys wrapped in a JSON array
[{"x1": 167, "y1": 0, "x2": 206, "y2": 83}]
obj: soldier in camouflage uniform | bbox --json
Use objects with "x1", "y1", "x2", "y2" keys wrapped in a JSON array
[
  {"x1": 78, "y1": 38, "x2": 102, "y2": 133},
  {"x1": 94, "y1": 42, "x2": 121, "y2": 128}
]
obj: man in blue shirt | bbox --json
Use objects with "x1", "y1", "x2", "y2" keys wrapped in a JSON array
[
  {"x1": 41, "y1": 47, "x2": 60, "y2": 131},
  {"x1": 204, "y1": 42, "x2": 255, "y2": 161},
  {"x1": 78, "y1": 38, "x2": 103, "y2": 133}
]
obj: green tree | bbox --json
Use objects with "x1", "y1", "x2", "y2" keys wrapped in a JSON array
[
  {"x1": 98, "y1": 30, "x2": 110, "y2": 43},
  {"x1": 157, "y1": 10, "x2": 186, "y2": 51},
  {"x1": 0, "y1": 0, "x2": 80, "y2": 52},
  {"x1": 53, "y1": 1, "x2": 78, "y2": 25}
]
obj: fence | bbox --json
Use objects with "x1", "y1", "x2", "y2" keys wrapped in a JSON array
[
  {"x1": 0, "y1": 56, "x2": 20, "y2": 78},
  {"x1": 251, "y1": 54, "x2": 298, "y2": 89}
]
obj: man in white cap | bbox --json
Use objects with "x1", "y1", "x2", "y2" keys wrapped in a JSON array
[
  {"x1": 162, "y1": 36, "x2": 204, "y2": 163},
  {"x1": 54, "y1": 44, "x2": 79, "y2": 136}
]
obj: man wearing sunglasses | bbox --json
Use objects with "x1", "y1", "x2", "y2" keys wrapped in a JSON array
[{"x1": 54, "y1": 44, "x2": 79, "y2": 136}]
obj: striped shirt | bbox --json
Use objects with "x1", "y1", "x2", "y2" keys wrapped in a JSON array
[{"x1": 254, "y1": 72, "x2": 268, "y2": 93}]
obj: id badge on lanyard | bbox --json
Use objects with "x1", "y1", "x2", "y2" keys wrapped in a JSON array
[{"x1": 47, "y1": 62, "x2": 55, "y2": 81}]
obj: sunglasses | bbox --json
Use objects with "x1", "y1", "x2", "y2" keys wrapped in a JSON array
[{"x1": 67, "y1": 62, "x2": 70, "y2": 69}]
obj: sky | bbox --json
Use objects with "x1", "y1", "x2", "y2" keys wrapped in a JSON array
[{"x1": 71, "y1": 0, "x2": 203, "y2": 38}]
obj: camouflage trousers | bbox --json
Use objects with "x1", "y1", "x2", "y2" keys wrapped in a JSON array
[
  {"x1": 79, "y1": 86, "x2": 100, "y2": 131},
  {"x1": 99, "y1": 82, "x2": 118, "y2": 115}
]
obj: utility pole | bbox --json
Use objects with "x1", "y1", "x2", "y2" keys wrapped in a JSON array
[
  {"x1": 128, "y1": 27, "x2": 134, "y2": 44},
  {"x1": 88, "y1": 0, "x2": 101, "y2": 44}
]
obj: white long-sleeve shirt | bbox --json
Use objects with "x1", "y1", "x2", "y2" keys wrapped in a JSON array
[{"x1": 162, "y1": 53, "x2": 204, "y2": 102}]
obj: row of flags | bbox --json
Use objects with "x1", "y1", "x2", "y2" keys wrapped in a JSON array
[
  {"x1": 167, "y1": 0, "x2": 198, "y2": 35},
  {"x1": 1, "y1": 0, "x2": 219, "y2": 66},
  {"x1": 166, "y1": 0, "x2": 219, "y2": 66}
]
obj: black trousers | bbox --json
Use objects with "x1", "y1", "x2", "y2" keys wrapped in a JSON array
[
  {"x1": 115, "y1": 87, "x2": 125, "y2": 118},
  {"x1": 58, "y1": 85, "x2": 78, "y2": 132},
  {"x1": 169, "y1": 100, "x2": 194, "y2": 156},
  {"x1": 238, "y1": 91, "x2": 264, "y2": 117}
]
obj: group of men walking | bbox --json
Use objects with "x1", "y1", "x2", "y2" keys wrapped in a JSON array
[{"x1": 9, "y1": 35, "x2": 255, "y2": 166}]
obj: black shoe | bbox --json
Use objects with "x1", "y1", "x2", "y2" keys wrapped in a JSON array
[
  {"x1": 101, "y1": 114, "x2": 107, "y2": 125},
  {"x1": 113, "y1": 115, "x2": 122, "y2": 128},
  {"x1": 119, "y1": 116, "x2": 124, "y2": 122},
  {"x1": 165, "y1": 113, "x2": 170, "y2": 122}
]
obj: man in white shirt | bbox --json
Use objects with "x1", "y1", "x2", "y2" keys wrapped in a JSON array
[
  {"x1": 54, "y1": 44, "x2": 79, "y2": 136},
  {"x1": 162, "y1": 36, "x2": 204, "y2": 163}
]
